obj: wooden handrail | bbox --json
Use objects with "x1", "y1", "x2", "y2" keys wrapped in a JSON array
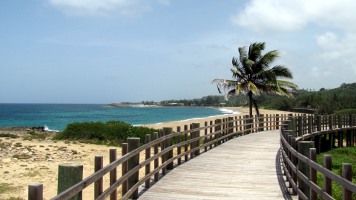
[
  {"x1": 280, "y1": 114, "x2": 356, "y2": 200},
  {"x1": 28, "y1": 113, "x2": 295, "y2": 200}
]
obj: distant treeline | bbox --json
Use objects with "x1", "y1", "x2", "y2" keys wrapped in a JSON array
[{"x1": 159, "y1": 82, "x2": 356, "y2": 114}]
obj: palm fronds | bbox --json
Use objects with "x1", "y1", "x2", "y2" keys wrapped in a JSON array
[{"x1": 213, "y1": 42, "x2": 298, "y2": 116}]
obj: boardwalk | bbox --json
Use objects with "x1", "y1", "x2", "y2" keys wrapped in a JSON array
[{"x1": 139, "y1": 130, "x2": 291, "y2": 200}]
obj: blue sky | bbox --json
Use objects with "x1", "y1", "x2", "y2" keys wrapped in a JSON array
[{"x1": 1, "y1": 0, "x2": 356, "y2": 103}]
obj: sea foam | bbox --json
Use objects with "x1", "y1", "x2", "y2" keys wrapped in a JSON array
[
  {"x1": 44, "y1": 125, "x2": 59, "y2": 132},
  {"x1": 219, "y1": 108, "x2": 241, "y2": 115}
]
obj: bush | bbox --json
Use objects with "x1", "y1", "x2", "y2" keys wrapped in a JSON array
[
  {"x1": 53, "y1": 121, "x2": 158, "y2": 145},
  {"x1": 316, "y1": 147, "x2": 356, "y2": 200},
  {"x1": 334, "y1": 109, "x2": 356, "y2": 115}
]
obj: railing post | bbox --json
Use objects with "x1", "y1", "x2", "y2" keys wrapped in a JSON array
[
  {"x1": 317, "y1": 115, "x2": 321, "y2": 132},
  {"x1": 297, "y1": 141, "x2": 315, "y2": 199},
  {"x1": 163, "y1": 127, "x2": 174, "y2": 170},
  {"x1": 291, "y1": 137, "x2": 297, "y2": 195},
  {"x1": 177, "y1": 126, "x2": 182, "y2": 165},
  {"x1": 308, "y1": 115, "x2": 313, "y2": 133},
  {"x1": 265, "y1": 114, "x2": 269, "y2": 130},
  {"x1": 222, "y1": 118, "x2": 226, "y2": 141},
  {"x1": 329, "y1": 115, "x2": 333, "y2": 130},
  {"x1": 215, "y1": 119, "x2": 222, "y2": 146},
  {"x1": 57, "y1": 163, "x2": 83, "y2": 200},
  {"x1": 109, "y1": 148, "x2": 117, "y2": 200},
  {"x1": 228, "y1": 117, "x2": 234, "y2": 139},
  {"x1": 297, "y1": 116, "x2": 303, "y2": 136},
  {"x1": 191, "y1": 123, "x2": 200, "y2": 157},
  {"x1": 160, "y1": 130, "x2": 166, "y2": 175},
  {"x1": 239, "y1": 116, "x2": 243, "y2": 133},
  {"x1": 338, "y1": 115, "x2": 343, "y2": 129},
  {"x1": 121, "y1": 143, "x2": 128, "y2": 197},
  {"x1": 338, "y1": 115, "x2": 344, "y2": 148},
  {"x1": 338, "y1": 131, "x2": 344, "y2": 148},
  {"x1": 204, "y1": 122, "x2": 208, "y2": 152},
  {"x1": 127, "y1": 137, "x2": 140, "y2": 199},
  {"x1": 346, "y1": 129, "x2": 352, "y2": 147},
  {"x1": 323, "y1": 155, "x2": 332, "y2": 196},
  {"x1": 28, "y1": 184, "x2": 43, "y2": 200},
  {"x1": 209, "y1": 121, "x2": 213, "y2": 150},
  {"x1": 254, "y1": 115, "x2": 258, "y2": 132},
  {"x1": 276, "y1": 114, "x2": 280, "y2": 129},
  {"x1": 259, "y1": 114, "x2": 264, "y2": 132},
  {"x1": 184, "y1": 125, "x2": 189, "y2": 161},
  {"x1": 153, "y1": 133, "x2": 159, "y2": 182},
  {"x1": 145, "y1": 134, "x2": 151, "y2": 188},
  {"x1": 245, "y1": 115, "x2": 251, "y2": 134},
  {"x1": 286, "y1": 135, "x2": 292, "y2": 188},
  {"x1": 288, "y1": 114, "x2": 296, "y2": 134},
  {"x1": 329, "y1": 132, "x2": 335, "y2": 149},
  {"x1": 347, "y1": 115, "x2": 353, "y2": 147},
  {"x1": 309, "y1": 148, "x2": 317, "y2": 200},
  {"x1": 342, "y1": 163, "x2": 352, "y2": 200},
  {"x1": 94, "y1": 156, "x2": 103, "y2": 199}
]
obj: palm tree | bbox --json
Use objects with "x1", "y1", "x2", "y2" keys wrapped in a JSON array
[{"x1": 213, "y1": 42, "x2": 298, "y2": 117}]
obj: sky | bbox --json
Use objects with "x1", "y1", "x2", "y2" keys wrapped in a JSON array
[{"x1": 1, "y1": 0, "x2": 356, "y2": 103}]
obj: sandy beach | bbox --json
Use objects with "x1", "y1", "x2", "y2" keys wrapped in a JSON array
[
  {"x1": 143, "y1": 107, "x2": 292, "y2": 131},
  {"x1": 0, "y1": 107, "x2": 292, "y2": 200}
]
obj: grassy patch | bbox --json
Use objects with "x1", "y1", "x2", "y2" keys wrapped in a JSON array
[
  {"x1": 334, "y1": 109, "x2": 356, "y2": 115},
  {"x1": 6, "y1": 197, "x2": 24, "y2": 200},
  {"x1": 22, "y1": 170, "x2": 41, "y2": 178},
  {"x1": 0, "y1": 183, "x2": 18, "y2": 194},
  {"x1": 316, "y1": 147, "x2": 356, "y2": 200},
  {"x1": 23, "y1": 131, "x2": 48, "y2": 141},
  {"x1": 0, "y1": 133, "x2": 18, "y2": 138},
  {"x1": 12, "y1": 153, "x2": 31, "y2": 160},
  {"x1": 13, "y1": 142, "x2": 22, "y2": 147},
  {"x1": 0, "y1": 142, "x2": 11, "y2": 149}
]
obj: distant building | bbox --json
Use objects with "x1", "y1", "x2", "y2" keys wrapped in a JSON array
[{"x1": 168, "y1": 103, "x2": 184, "y2": 106}]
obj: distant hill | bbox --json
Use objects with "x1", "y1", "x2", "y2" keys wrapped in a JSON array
[
  {"x1": 159, "y1": 82, "x2": 356, "y2": 114},
  {"x1": 258, "y1": 82, "x2": 356, "y2": 114}
]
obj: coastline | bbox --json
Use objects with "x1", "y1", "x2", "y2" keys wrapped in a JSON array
[
  {"x1": 142, "y1": 107, "x2": 293, "y2": 131},
  {"x1": 0, "y1": 107, "x2": 293, "y2": 199}
]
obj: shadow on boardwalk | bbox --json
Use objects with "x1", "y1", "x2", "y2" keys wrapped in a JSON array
[{"x1": 138, "y1": 130, "x2": 293, "y2": 200}]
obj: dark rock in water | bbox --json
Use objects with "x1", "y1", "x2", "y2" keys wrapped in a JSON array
[
  {"x1": 31, "y1": 126, "x2": 45, "y2": 132},
  {"x1": 0, "y1": 126, "x2": 51, "y2": 134}
]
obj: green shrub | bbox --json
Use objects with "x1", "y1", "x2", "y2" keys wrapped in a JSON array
[
  {"x1": 316, "y1": 147, "x2": 356, "y2": 200},
  {"x1": 0, "y1": 133, "x2": 18, "y2": 138},
  {"x1": 334, "y1": 109, "x2": 356, "y2": 115},
  {"x1": 53, "y1": 121, "x2": 158, "y2": 145}
]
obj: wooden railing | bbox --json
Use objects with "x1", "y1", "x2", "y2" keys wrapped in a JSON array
[
  {"x1": 28, "y1": 113, "x2": 293, "y2": 200},
  {"x1": 280, "y1": 114, "x2": 356, "y2": 200}
]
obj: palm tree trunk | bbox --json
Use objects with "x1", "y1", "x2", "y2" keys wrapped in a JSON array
[{"x1": 248, "y1": 91, "x2": 253, "y2": 117}]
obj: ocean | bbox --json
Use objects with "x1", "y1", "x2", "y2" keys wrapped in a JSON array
[{"x1": 0, "y1": 104, "x2": 237, "y2": 131}]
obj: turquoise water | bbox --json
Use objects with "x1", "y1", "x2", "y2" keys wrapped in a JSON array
[{"x1": 0, "y1": 104, "x2": 233, "y2": 131}]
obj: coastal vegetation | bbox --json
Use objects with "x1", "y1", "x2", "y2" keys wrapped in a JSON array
[
  {"x1": 53, "y1": 121, "x2": 158, "y2": 145},
  {"x1": 213, "y1": 42, "x2": 297, "y2": 116},
  {"x1": 316, "y1": 147, "x2": 356, "y2": 199},
  {"x1": 160, "y1": 82, "x2": 356, "y2": 115}
]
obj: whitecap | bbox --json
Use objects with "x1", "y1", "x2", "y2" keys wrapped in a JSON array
[
  {"x1": 219, "y1": 108, "x2": 241, "y2": 115},
  {"x1": 44, "y1": 125, "x2": 59, "y2": 132}
]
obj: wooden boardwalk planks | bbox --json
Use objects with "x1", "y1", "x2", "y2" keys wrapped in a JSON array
[{"x1": 138, "y1": 130, "x2": 292, "y2": 200}]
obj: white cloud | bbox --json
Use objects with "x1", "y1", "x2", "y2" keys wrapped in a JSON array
[
  {"x1": 47, "y1": 0, "x2": 169, "y2": 16},
  {"x1": 316, "y1": 32, "x2": 356, "y2": 72},
  {"x1": 232, "y1": 0, "x2": 356, "y2": 32},
  {"x1": 230, "y1": 0, "x2": 356, "y2": 89}
]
